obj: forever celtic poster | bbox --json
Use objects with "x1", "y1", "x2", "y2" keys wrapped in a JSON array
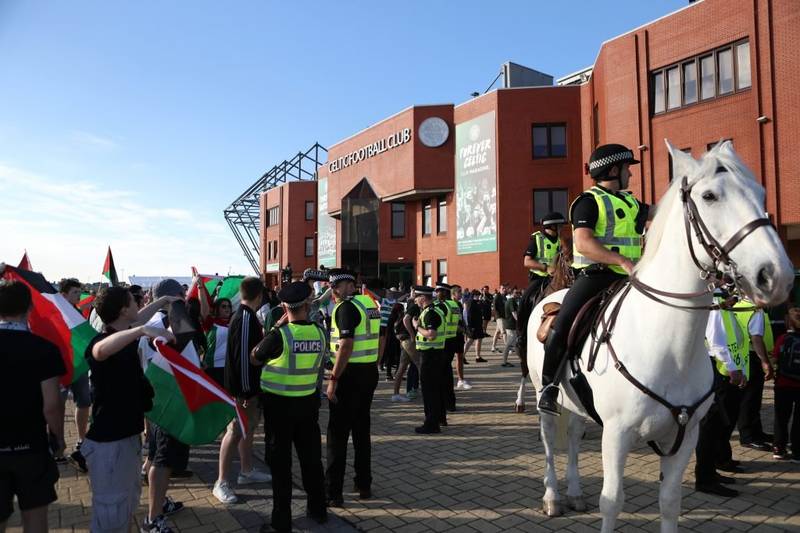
[
  {"x1": 317, "y1": 178, "x2": 337, "y2": 267},
  {"x1": 455, "y1": 110, "x2": 497, "y2": 255}
]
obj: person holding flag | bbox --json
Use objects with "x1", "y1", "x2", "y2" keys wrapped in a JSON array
[{"x1": 251, "y1": 281, "x2": 328, "y2": 532}]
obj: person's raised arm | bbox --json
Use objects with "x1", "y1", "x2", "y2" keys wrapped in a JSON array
[
  {"x1": 133, "y1": 296, "x2": 179, "y2": 326},
  {"x1": 92, "y1": 326, "x2": 174, "y2": 362}
]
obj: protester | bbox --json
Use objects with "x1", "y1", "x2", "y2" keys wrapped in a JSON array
[
  {"x1": 491, "y1": 285, "x2": 508, "y2": 353},
  {"x1": 203, "y1": 298, "x2": 233, "y2": 387},
  {"x1": 214, "y1": 277, "x2": 271, "y2": 504},
  {"x1": 57, "y1": 278, "x2": 92, "y2": 472},
  {"x1": 501, "y1": 288, "x2": 521, "y2": 367},
  {"x1": 464, "y1": 290, "x2": 489, "y2": 363},
  {"x1": 82, "y1": 285, "x2": 175, "y2": 532},
  {"x1": 772, "y1": 307, "x2": 800, "y2": 461},
  {"x1": 0, "y1": 280, "x2": 65, "y2": 533}
]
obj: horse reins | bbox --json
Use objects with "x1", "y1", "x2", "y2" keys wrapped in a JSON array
[{"x1": 587, "y1": 174, "x2": 772, "y2": 456}]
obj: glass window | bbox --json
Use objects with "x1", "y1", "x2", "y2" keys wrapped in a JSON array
[
  {"x1": 683, "y1": 61, "x2": 697, "y2": 105},
  {"x1": 268, "y1": 206, "x2": 279, "y2": 226},
  {"x1": 305, "y1": 237, "x2": 314, "y2": 257},
  {"x1": 736, "y1": 41, "x2": 751, "y2": 89},
  {"x1": 667, "y1": 67, "x2": 681, "y2": 109},
  {"x1": 700, "y1": 55, "x2": 715, "y2": 100},
  {"x1": 532, "y1": 126, "x2": 548, "y2": 158},
  {"x1": 437, "y1": 259, "x2": 448, "y2": 284},
  {"x1": 533, "y1": 189, "x2": 569, "y2": 224},
  {"x1": 391, "y1": 202, "x2": 405, "y2": 238},
  {"x1": 305, "y1": 201, "x2": 314, "y2": 221},
  {"x1": 718, "y1": 48, "x2": 734, "y2": 94},
  {"x1": 422, "y1": 261, "x2": 432, "y2": 287},
  {"x1": 437, "y1": 197, "x2": 447, "y2": 234},
  {"x1": 422, "y1": 200, "x2": 431, "y2": 236},
  {"x1": 550, "y1": 125, "x2": 566, "y2": 157},
  {"x1": 653, "y1": 71, "x2": 665, "y2": 113}
]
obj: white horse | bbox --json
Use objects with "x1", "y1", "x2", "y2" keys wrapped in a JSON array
[{"x1": 525, "y1": 141, "x2": 793, "y2": 533}]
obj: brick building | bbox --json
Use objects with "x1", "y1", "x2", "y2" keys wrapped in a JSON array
[{"x1": 258, "y1": 0, "x2": 799, "y2": 289}]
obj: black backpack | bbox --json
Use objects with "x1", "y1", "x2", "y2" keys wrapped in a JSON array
[{"x1": 777, "y1": 333, "x2": 800, "y2": 381}]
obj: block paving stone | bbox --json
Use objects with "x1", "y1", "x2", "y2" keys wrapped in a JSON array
[{"x1": 6, "y1": 325, "x2": 800, "y2": 531}]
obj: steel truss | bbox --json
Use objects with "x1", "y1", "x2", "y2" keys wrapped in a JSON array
[{"x1": 224, "y1": 143, "x2": 327, "y2": 273}]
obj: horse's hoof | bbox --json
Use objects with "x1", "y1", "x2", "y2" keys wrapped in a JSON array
[
  {"x1": 542, "y1": 499, "x2": 563, "y2": 517},
  {"x1": 514, "y1": 403, "x2": 525, "y2": 413},
  {"x1": 566, "y1": 495, "x2": 587, "y2": 512}
]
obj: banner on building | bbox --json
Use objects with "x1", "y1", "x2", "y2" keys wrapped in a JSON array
[
  {"x1": 317, "y1": 178, "x2": 337, "y2": 267},
  {"x1": 455, "y1": 111, "x2": 497, "y2": 255}
]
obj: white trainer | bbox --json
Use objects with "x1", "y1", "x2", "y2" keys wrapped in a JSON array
[
  {"x1": 212, "y1": 481, "x2": 238, "y2": 504},
  {"x1": 457, "y1": 380, "x2": 473, "y2": 390},
  {"x1": 237, "y1": 469, "x2": 272, "y2": 485},
  {"x1": 391, "y1": 394, "x2": 411, "y2": 403}
]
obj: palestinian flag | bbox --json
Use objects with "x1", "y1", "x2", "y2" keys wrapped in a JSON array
[
  {"x1": 217, "y1": 275, "x2": 244, "y2": 310},
  {"x1": 102, "y1": 246, "x2": 119, "y2": 286},
  {"x1": 77, "y1": 293, "x2": 96, "y2": 319},
  {"x1": 186, "y1": 267, "x2": 221, "y2": 307},
  {"x1": 146, "y1": 338, "x2": 247, "y2": 445},
  {"x1": 18, "y1": 251, "x2": 32, "y2": 271},
  {"x1": 0, "y1": 265, "x2": 94, "y2": 385},
  {"x1": 362, "y1": 287, "x2": 381, "y2": 307}
]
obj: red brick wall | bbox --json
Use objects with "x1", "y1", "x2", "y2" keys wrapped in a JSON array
[{"x1": 259, "y1": 181, "x2": 317, "y2": 281}]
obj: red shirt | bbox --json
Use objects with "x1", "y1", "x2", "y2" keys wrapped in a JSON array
[{"x1": 772, "y1": 332, "x2": 800, "y2": 388}]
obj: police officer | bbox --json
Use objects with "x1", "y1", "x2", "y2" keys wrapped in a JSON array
[
  {"x1": 517, "y1": 212, "x2": 566, "y2": 360},
  {"x1": 538, "y1": 144, "x2": 650, "y2": 414},
  {"x1": 435, "y1": 282, "x2": 460, "y2": 414},
  {"x1": 694, "y1": 292, "x2": 748, "y2": 497},
  {"x1": 414, "y1": 286, "x2": 447, "y2": 434},
  {"x1": 250, "y1": 281, "x2": 327, "y2": 531},
  {"x1": 324, "y1": 269, "x2": 380, "y2": 506}
]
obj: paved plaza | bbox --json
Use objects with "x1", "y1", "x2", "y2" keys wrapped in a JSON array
[{"x1": 7, "y1": 331, "x2": 800, "y2": 532}]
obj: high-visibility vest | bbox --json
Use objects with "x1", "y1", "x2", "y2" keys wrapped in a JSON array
[
  {"x1": 204, "y1": 323, "x2": 228, "y2": 369},
  {"x1": 435, "y1": 301, "x2": 456, "y2": 340},
  {"x1": 329, "y1": 295, "x2": 380, "y2": 364},
  {"x1": 379, "y1": 297, "x2": 396, "y2": 328},
  {"x1": 733, "y1": 299, "x2": 775, "y2": 355},
  {"x1": 530, "y1": 231, "x2": 559, "y2": 277},
  {"x1": 416, "y1": 305, "x2": 446, "y2": 351},
  {"x1": 571, "y1": 187, "x2": 643, "y2": 275},
  {"x1": 260, "y1": 323, "x2": 326, "y2": 397},
  {"x1": 715, "y1": 302, "x2": 751, "y2": 379},
  {"x1": 444, "y1": 299, "x2": 461, "y2": 338}
]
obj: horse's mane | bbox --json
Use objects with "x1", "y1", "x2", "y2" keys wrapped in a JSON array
[{"x1": 635, "y1": 142, "x2": 757, "y2": 272}]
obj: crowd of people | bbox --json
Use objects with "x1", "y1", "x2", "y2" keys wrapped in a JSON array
[{"x1": 3, "y1": 142, "x2": 800, "y2": 532}]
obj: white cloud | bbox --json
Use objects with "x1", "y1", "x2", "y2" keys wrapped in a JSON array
[
  {"x1": 0, "y1": 162, "x2": 255, "y2": 282},
  {"x1": 70, "y1": 130, "x2": 118, "y2": 150}
]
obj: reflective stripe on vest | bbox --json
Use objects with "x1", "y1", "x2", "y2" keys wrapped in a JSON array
[
  {"x1": 571, "y1": 187, "x2": 643, "y2": 275},
  {"x1": 715, "y1": 301, "x2": 750, "y2": 379},
  {"x1": 260, "y1": 323, "x2": 325, "y2": 397},
  {"x1": 530, "y1": 231, "x2": 559, "y2": 278},
  {"x1": 329, "y1": 295, "x2": 380, "y2": 364},
  {"x1": 416, "y1": 305, "x2": 446, "y2": 350}
]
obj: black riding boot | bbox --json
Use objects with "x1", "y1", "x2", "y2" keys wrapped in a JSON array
[{"x1": 538, "y1": 330, "x2": 565, "y2": 415}]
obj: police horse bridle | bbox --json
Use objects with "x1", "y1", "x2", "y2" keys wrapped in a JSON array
[{"x1": 585, "y1": 175, "x2": 771, "y2": 456}]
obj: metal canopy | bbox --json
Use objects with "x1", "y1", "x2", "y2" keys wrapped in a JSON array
[{"x1": 224, "y1": 143, "x2": 327, "y2": 273}]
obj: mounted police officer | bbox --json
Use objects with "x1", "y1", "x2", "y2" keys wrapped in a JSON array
[
  {"x1": 251, "y1": 281, "x2": 327, "y2": 531},
  {"x1": 414, "y1": 285, "x2": 447, "y2": 434},
  {"x1": 538, "y1": 144, "x2": 650, "y2": 415},
  {"x1": 517, "y1": 211, "x2": 567, "y2": 361},
  {"x1": 324, "y1": 269, "x2": 380, "y2": 506}
]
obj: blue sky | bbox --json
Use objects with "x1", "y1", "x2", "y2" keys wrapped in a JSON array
[{"x1": 0, "y1": 0, "x2": 686, "y2": 282}]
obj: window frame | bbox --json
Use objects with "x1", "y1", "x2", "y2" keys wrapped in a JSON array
[
  {"x1": 532, "y1": 188, "x2": 569, "y2": 226},
  {"x1": 651, "y1": 39, "x2": 750, "y2": 116},
  {"x1": 436, "y1": 197, "x2": 447, "y2": 234},
  {"x1": 422, "y1": 260, "x2": 432, "y2": 287},
  {"x1": 305, "y1": 201, "x2": 315, "y2": 221},
  {"x1": 391, "y1": 202, "x2": 406, "y2": 239},
  {"x1": 437, "y1": 259, "x2": 448, "y2": 284},
  {"x1": 422, "y1": 200, "x2": 432, "y2": 236},
  {"x1": 304, "y1": 237, "x2": 314, "y2": 257},
  {"x1": 268, "y1": 206, "x2": 280, "y2": 226},
  {"x1": 532, "y1": 123, "x2": 568, "y2": 159}
]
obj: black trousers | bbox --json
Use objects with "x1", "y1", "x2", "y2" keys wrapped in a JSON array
[
  {"x1": 738, "y1": 352, "x2": 766, "y2": 443},
  {"x1": 443, "y1": 338, "x2": 458, "y2": 412},
  {"x1": 263, "y1": 392, "x2": 325, "y2": 530},
  {"x1": 774, "y1": 387, "x2": 800, "y2": 454},
  {"x1": 696, "y1": 365, "x2": 742, "y2": 483},
  {"x1": 420, "y1": 349, "x2": 446, "y2": 428},
  {"x1": 541, "y1": 268, "x2": 625, "y2": 384},
  {"x1": 325, "y1": 362, "x2": 378, "y2": 498}
]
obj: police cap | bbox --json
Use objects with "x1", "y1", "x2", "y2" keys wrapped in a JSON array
[
  {"x1": 278, "y1": 281, "x2": 312, "y2": 308},
  {"x1": 328, "y1": 268, "x2": 356, "y2": 286}
]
